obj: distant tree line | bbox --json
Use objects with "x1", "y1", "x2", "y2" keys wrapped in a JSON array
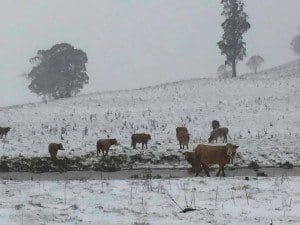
[{"x1": 24, "y1": 0, "x2": 300, "y2": 100}]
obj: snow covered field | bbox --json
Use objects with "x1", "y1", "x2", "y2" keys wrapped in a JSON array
[
  {"x1": 0, "y1": 176, "x2": 299, "y2": 225},
  {"x1": 0, "y1": 60, "x2": 299, "y2": 167}
]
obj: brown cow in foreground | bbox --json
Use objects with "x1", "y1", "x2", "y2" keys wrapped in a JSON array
[
  {"x1": 194, "y1": 143, "x2": 239, "y2": 177},
  {"x1": 48, "y1": 143, "x2": 65, "y2": 160},
  {"x1": 183, "y1": 151, "x2": 198, "y2": 173},
  {"x1": 176, "y1": 127, "x2": 189, "y2": 149},
  {"x1": 131, "y1": 133, "x2": 151, "y2": 149},
  {"x1": 0, "y1": 127, "x2": 11, "y2": 139},
  {"x1": 208, "y1": 127, "x2": 229, "y2": 143},
  {"x1": 97, "y1": 139, "x2": 118, "y2": 156}
]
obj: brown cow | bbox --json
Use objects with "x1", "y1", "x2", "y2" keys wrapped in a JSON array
[
  {"x1": 131, "y1": 133, "x2": 151, "y2": 149},
  {"x1": 212, "y1": 120, "x2": 220, "y2": 130},
  {"x1": 183, "y1": 151, "x2": 199, "y2": 173},
  {"x1": 48, "y1": 143, "x2": 65, "y2": 160},
  {"x1": 208, "y1": 127, "x2": 229, "y2": 143},
  {"x1": 176, "y1": 127, "x2": 189, "y2": 149},
  {"x1": 0, "y1": 127, "x2": 11, "y2": 139},
  {"x1": 97, "y1": 139, "x2": 117, "y2": 156},
  {"x1": 194, "y1": 143, "x2": 239, "y2": 177}
]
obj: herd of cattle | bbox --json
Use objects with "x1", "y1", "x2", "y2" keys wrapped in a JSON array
[{"x1": 0, "y1": 120, "x2": 238, "y2": 176}]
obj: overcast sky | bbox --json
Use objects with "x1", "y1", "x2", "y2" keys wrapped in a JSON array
[{"x1": 0, "y1": 0, "x2": 299, "y2": 107}]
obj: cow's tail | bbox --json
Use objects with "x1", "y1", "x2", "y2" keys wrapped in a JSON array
[
  {"x1": 227, "y1": 132, "x2": 232, "y2": 140},
  {"x1": 194, "y1": 152, "x2": 202, "y2": 176}
]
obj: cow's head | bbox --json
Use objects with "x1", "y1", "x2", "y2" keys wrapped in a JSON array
[
  {"x1": 5, "y1": 127, "x2": 11, "y2": 132},
  {"x1": 109, "y1": 138, "x2": 118, "y2": 145},
  {"x1": 58, "y1": 143, "x2": 65, "y2": 150},
  {"x1": 147, "y1": 134, "x2": 151, "y2": 140},
  {"x1": 225, "y1": 143, "x2": 239, "y2": 158},
  {"x1": 183, "y1": 151, "x2": 194, "y2": 162},
  {"x1": 110, "y1": 138, "x2": 118, "y2": 145}
]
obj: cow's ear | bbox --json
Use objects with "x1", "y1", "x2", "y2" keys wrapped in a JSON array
[{"x1": 234, "y1": 145, "x2": 239, "y2": 149}]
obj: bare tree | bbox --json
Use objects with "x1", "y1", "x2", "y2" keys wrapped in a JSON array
[
  {"x1": 217, "y1": 0, "x2": 250, "y2": 77},
  {"x1": 246, "y1": 55, "x2": 264, "y2": 73},
  {"x1": 217, "y1": 65, "x2": 232, "y2": 78},
  {"x1": 291, "y1": 33, "x2": 300, "y2": 56}
]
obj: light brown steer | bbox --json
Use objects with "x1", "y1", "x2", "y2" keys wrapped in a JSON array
[
  {"x1": 131, "y1": 133, "x2": 151, "y2": 149},
  {"x1": 208, "y1": 127, "x2": 229, "y2": 143},
  {"x1": 48, "y1": 143, "x2": 65, "y2": 160},
  {"x1": 183, "y1": 151, "x2": 199, "y2": 173},
  {"x1": 194, "y1": 143, "x2": 238, "y2": 177},
  {"x1": 176, "y1": 127, "x2": 189, "y2": 149},
  {"x1": 97, "y1": 139, "x2": 117, "y2": 156}
]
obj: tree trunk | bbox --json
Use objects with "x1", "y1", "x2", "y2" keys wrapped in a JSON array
[{"x1": 232, "y1": 60, "x2": 237, "y2": 77}]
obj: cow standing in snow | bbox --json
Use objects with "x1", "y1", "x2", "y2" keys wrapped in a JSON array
[
  {"x1": 48, "y1": 143, "x2": 65, "y2": 160},
  {"x1": 0, "y1": 127, "x2": 11, "y2": 139},
  {"x1": 193, "y1": 143, "x2": 239, "y2": 177},
  {"x1": 208, "y1": 127, "x2": 229, "y2": 143},
  {"x1": 176, "y1": 127, "x2": 190, "y2": 149}
]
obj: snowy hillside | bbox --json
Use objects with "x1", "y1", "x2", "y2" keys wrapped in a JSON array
[{"x1": 0, "y1": 60, "x2": 299, "y2": 167}]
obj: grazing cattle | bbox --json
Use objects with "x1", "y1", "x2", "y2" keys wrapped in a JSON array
[
  {"x1": 212, "y1": 120, "x2": 220, "y2": 130},
  {"x1": 0, "y1": 127, "x2": 11, "y2": 139},
  {"x1": 176, "y1": 127, "x2": 189, "y2": 149},
  {"x1": 208, "y1": 127, "x2": 229, "y2": 143},
  {"x1": 194, "y1": 143, "x2": 239, "y2": 177},
  {"x1": 183, "y1": 151, "x2": 198, "y2": 173},
  {"x1": 97, "y1": 139, "x2": 118, "y2": 156},
  {"x1": 48, "y1": 143, "x2": 65, "y2": 160},
  {"x1": 131, "y1": 133, "x2": 151, "y2": 149},
  {"x1": 177, "y1": 131, "x2": 190, "y2": 149}
]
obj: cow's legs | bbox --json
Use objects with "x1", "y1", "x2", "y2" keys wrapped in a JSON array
[
  {"x1": 187, "y1": 144, "x2": 189, "y2": 149},
  {"x1": 142, "y1": 143, "x2": 144, "y2": 149},
  {"x1": 216, "y1": 168, "x2": 221, "y2": 177},
  {"x1": 146, "y1": 143, "x2": 148, "y2": 149},
  {"x1": 223, "y1": 135, "x2": 227, "y2": 143},
  {"x1": 195, "y1": 163, "x2": 202, "y2": 176},
  {"x1": 202, "y1": 163, "x2": 210, "y2": 177},
  {"x1": 216, "y1": 164, "x2": 225, "y2": 176},
  {"x1": 221, "y1": 165, "x2": 226, "y2": 176}
]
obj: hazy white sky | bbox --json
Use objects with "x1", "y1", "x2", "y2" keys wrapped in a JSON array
[{"x1": 0, "y1": 0, "x2": 299, "y2": 106}]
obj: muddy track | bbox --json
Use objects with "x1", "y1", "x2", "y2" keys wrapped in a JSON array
[
  {"x1": 0, "y1": 152, "x2": 184, "y2": 173},
  {"x1": 0, "y1": 153, "x2": 298, "y2": 180},
  {"x1": 1, "y1": 167, "x2": 300, "y2": 181}
]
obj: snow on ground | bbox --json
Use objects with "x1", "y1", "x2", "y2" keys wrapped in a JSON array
[
  {"x1": 0, "y1": 60, "x2": 299, "y2": 166},
  {"x1": 0, "y1": 176, "x2": 299, "y2": 225}
]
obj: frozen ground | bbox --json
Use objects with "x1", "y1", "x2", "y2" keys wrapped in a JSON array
[
  {"x1": 0, "y1": 176, "x2": 299, "y2": 225},
  {"x1": 0, "y1": 60, "x2": 299, "y2": 167}
]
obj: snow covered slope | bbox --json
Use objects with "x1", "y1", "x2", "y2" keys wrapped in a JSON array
[
  {"x1": 0, "y1": 60, "x2": 299, "y2": 166},
  {"x1": 1, "y1": 177, "x2": 299, "y2": 225}
]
